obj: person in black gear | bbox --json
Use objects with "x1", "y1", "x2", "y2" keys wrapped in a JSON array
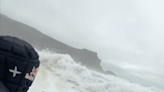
[{"x1": 0, "y1": 35, "x2": 40, "y2": 92}]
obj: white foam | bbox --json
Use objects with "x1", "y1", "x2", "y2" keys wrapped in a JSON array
[{"x1": 28, "y1": 50, "x2": 164, "y2": 92}]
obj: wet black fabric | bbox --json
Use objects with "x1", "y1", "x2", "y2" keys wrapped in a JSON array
[
  {"x1": 0, "y1": 81, "x2": 9, "y2": 92},
  {"x1": 0, "y1": 36, "x2": 40, "y2": 92}
]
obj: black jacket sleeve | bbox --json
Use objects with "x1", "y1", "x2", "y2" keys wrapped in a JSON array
[{"x1": 0, "y1": 81, "x2": 10, "y2": 92}]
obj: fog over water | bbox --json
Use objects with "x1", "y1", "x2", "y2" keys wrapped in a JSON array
[{"x1": 1, "y1": 0, "x2": 164, "y2": 89}]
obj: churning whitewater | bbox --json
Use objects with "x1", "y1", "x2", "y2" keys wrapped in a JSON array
[{"x1": 27, "y1": 50, "x2": 164, "y2": 92}]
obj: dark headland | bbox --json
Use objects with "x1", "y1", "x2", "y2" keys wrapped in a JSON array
[{"x1": 0, "y1": 13, "x2": 115, "y2": 76}]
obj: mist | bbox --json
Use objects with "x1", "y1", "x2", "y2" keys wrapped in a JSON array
[{"x1": 1, "y1": 0, "x2": 164, "y2": 89}]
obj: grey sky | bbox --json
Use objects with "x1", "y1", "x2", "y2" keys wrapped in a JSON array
[{"x1": 1, "y1": 0, "x2": 164, "y2": 90}]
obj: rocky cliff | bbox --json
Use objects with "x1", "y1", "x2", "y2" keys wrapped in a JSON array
[{"x1": 0, "y1": 13, "x2": 115, "y2": 76}]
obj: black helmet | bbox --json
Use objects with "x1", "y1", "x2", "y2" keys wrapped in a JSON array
[{"x1": 0, "y1": 36, "x2": 40, "y2": 92}]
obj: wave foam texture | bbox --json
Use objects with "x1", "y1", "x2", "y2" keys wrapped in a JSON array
[{"x1": 28, "y1": 50, "x2": 164, "y2": 92}]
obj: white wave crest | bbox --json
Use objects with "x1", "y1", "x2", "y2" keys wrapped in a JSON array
[{"x1": 28, "y1": 50, "x2": 164, "y2": 92}]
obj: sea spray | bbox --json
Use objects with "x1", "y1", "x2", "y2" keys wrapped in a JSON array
[{"x1": 28, "y1": 50, "x2": 164, "y2": 92}]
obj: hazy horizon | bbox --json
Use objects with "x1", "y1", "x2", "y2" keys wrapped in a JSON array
[{"x1": 1, "y1": 0, "x2": 164, "y2": 90}]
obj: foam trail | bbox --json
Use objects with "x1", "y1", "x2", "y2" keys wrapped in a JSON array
[{"x1": 28, "y1": 49, "x2": 164, "y2": 92}]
